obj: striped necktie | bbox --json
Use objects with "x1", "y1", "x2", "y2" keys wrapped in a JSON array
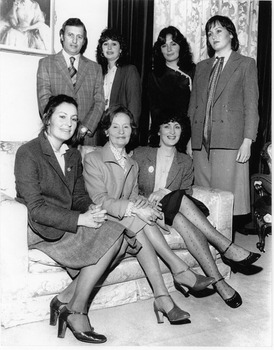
[
  {"x1": 68, "y1": 56, "x2": 77, "y2": 86},
  {"x1": 203, "y1": 56, "x2": 224, "y2": 155}
]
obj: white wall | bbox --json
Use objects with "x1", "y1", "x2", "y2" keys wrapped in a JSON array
[{"x1": 0, "y1": 0, "x2": 108, "y2": 142}]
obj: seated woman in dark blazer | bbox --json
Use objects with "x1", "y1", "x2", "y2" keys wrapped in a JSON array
[{"x1": 14, "y1": 95, "x2": 143, "y2": 344}]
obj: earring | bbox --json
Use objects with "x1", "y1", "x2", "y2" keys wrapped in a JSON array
[{"x1": 105, "y1": 132, "x2": 109, "y2": 137}]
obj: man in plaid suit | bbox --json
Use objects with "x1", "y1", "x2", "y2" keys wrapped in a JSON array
[{"x1": 37, "y1": 18, "x2": 105, "y2": 145}]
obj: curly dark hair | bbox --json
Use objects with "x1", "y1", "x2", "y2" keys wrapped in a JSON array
[
  {"x1": 96, "y1": 28, "x2": 130, "y2": 75},
  {"x1": 205, "y1": 15, "x2": 239, "y2": 57},
  {"x1": 59, "y1": 18, "x2": 88, "y2": 54},
  {"x1": 99, "y1": 104, "x2": 138, "y2": 153},
  {"x1": 42, "y1": 94, "x2": 80, "y2": 146},
  {"x1": 149, "y1": 108, "x2": 191, "y2": 153},
  {"x1": 152, "y1": 26, "x2": 195, "y2": 76}
]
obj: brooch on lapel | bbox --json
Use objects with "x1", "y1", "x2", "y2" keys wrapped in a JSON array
[{"x1": 148, "y1": 166, "x2": 154, "y2": 173}]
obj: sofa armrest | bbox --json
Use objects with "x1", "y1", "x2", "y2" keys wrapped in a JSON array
[
  {"x1": 0, "y1": 193, "x2": 29, "y2": 297},
  {"x1": 192, "y1": 185, "x2": 233, "y2": 240}
]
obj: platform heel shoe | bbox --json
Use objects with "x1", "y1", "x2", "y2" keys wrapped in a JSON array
[
  {"x1": 212, "y1": 277, "x2": 242, "y2": 308},
  {"x1": 221, "y1": 242, "x2": 261, "y2": 273},
  {"x1": 49, "y1": 295, "x2": 67, "y2": 326},
  {"x1": 153, "y1": 295, "x2": 190, "y2": 324},
  {"x1": 173, "y1": 268, "x2": 215, "y2": 297},
  {"x1": 57, "y1": 306, "x2": 107, "y2": 343}
]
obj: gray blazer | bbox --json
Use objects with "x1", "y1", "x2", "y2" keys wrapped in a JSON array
[
  {"x1": 188, "y1": 51, "x2": 259, "y2": 149},
  {"x1": 37, "y1": 51, "x2": 105, "y2": 135},
  {"x1": 133, "y1": 147, "x2": 194, "y2": 197},
  {"x1": 15, "y1": 131, "x2": 92, "y2": 240}
]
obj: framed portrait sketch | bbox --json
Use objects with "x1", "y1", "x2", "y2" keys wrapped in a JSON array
[{"x1": 0, "y1": 0, "x2": 55, "y2": 55}]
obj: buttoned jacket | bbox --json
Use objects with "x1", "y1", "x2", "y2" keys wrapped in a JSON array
[
  {"x1": 15, "y1": 131, "x2": 92, "y2": 241},
  {"x1": 37, "y1": 51, "x2": 105, "y2": 135},
  {"x1": 188, "y1": 51, "x2": 259, "y2": 149},
  {"x1": 133, "y1": 147, "x2": 194, "y2": 197}
]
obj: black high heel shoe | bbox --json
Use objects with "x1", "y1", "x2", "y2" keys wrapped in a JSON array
[
  {"x1": 50, "y1": 295, "x2": 67, "y2": 326},
  {"x1": 221, "y1": 242, "x2": 261, "y2": 273},
  {"x1": 58, "y1": 306, "x2": 107, "y2": 343},
  {"x1": 212, "y1": 277, "x2": 242, "y2": 308},
  {"x1": 154, "y1": 295, "x2": 190, "y2": 324},
  {"x1": 173, "y1": 268, "x2": 215, "y2": 297}
]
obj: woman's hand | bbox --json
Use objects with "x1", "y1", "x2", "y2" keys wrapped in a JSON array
[
  {"x1": 133, "y1": 196, "x2": 150, "y2": 209},
  {"x1": 132, "y1": 205, "x2": 163, "y2": 225},
  {"x1": 78, "y1": 204, "x2": 107, "y2": 228},
  {"x1": 148, "y1": 190, "x2": 166, "y2": 205},
  {"x1": 236, "y1": 138, "x2": 252, "y2": 163}
]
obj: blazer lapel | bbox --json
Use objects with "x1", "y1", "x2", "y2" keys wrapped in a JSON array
[
  {"x1": 214, "y1": 51, "x2": 241, "y2": 104},
  {"x1": 110, "y1": 67, "x2": 122, "y2": 103},
  {"x1": 201, "y1": 58, "x2": 215, "y2": 104},
  {"x1": 75, "y1": 56, "x2": 88, "y2": 92},
  {"x1": 55, "y1": 51, "x2": 74, "y2": 90},
  {"x1": 166, "y1": 151, "x2": 181, "y2": 188},
  {"x1": 145, "y1": 148, "x2": 157, "y2": 193},
  {"x1": 39, "y1": 132, "x2": 72, "y2": 191}
]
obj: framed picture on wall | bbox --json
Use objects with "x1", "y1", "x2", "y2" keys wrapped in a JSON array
[{"x1": 0, "y1": 0, "x2": 55, "y2": 55}]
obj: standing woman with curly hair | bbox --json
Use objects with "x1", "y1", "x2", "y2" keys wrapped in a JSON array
[
  {"x1": 96, "y1": 28, "x2": 142, "y2": 127},
  {"x1": 149, "y1": 26, "x2": 195, "y2": 127}
]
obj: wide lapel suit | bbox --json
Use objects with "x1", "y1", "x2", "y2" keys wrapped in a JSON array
[
  {"x1": 15, "y1": 131, "x2": 92, "y2": 240},
  {"x1": 133, "y1": 147, "x2": 194, "y2": 198},
  {"x1": 188, "y1": 51, "x2": 259, "y2": 150},
  {"x1": 37, "y1": 51, "x2": 105, "y2": 135}
]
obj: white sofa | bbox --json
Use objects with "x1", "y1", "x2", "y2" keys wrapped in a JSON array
[{"x1": 0, "y1": 142, "x2": 233, "y2": 328}]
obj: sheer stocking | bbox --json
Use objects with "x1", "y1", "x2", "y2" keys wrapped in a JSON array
[
  {"x1": 172, "y1": 212, "x2": 236, "y2": 300},
  {"x1": 143, "y1": 224, "x2": 198, "y2": 287},
  {"x1": 58, "y1": 234, "x2": 125, "y2": 332},
  {"x1": 180, "y1": 196, "x2": 251, "y2": 261},
  {"x1": 136, "y1": 229, "x2": 175, "y2": 313}
]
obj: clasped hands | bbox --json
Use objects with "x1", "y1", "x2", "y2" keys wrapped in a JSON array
[
  {"x1": 78, "y1": 203, "x2": 107, "y2": 229},
  {"x1": 131, "y1": 196, "x2": 163, "y2": 226}
]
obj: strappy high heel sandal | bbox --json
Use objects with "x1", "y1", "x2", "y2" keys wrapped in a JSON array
[
  {"x1": 153, "y1": 294, "x2": 190, "y2": 324},
  {"x1": 221, "y1": 242, "x2": 261, "y2": 273},
  {"x1": 49, "y1": 295, "x2": 67, "y2": 326},
  {"x1": 212, "y1": 277, "x2": 242, "y2": 308},
  {"x1": 173, "y1": 268, "x2": 215, "y2": 297},
  {"x1": 57, "y1": 306, "x2": 107, "y2": 343}
]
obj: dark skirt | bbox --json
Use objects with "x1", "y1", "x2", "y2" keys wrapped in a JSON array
[
  {"x1": 160, "y1": 190, "x2": 210, "y2": 226},
  {"x1": 28, "y1": 220, "x2": 141, "y2": 278}
]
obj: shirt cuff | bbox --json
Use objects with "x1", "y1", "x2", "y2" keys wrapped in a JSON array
[{"x1": 125, "y1": 202, "x2": 135, "y2": 217}]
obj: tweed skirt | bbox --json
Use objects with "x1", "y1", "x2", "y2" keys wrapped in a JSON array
[{"x1": 28, "y1": 220, "x2": 141, "y2": 277}]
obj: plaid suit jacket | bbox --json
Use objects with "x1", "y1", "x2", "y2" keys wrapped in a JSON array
[{"x1": 37, "y1": 51, "x2": 105, "y2": 135}]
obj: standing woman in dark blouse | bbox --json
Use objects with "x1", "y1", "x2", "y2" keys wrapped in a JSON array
[{"x1": 149, "y1": 26, "x2": 195, "y2": 126}]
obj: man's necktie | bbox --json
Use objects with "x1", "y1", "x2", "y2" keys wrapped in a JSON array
[
  {"x1": 68, "y1": 56, "x2": 77, "y2": 86},
  {"x1": 203, "y1": 56, "x2": 224, "y2": 155}
]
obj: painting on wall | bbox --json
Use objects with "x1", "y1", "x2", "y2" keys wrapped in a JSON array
[{"x1": 0, "y1": 0, "x2": 55, "y2": 55}]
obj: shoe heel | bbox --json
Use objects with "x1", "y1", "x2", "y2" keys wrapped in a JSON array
[
  {"x1": 57, "y1": 317, "x2": 67, "y2": 338},
  {"x1": 50, "y1": 307, "x2": 58, "y2": 326},
  {"x1": 174, "y1": 280, "x2": 189, "y2": 297},
  {"x1": 153, "y1": 302, "x2": 164, "y2": 324}
]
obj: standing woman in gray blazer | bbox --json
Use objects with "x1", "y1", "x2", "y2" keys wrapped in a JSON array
[
  {"x1": 96, "y1": 28, "x2": 142, "y2": 128},
  {"x1": 188, "y1": 15, "x2": 259, "y2": 219}
]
